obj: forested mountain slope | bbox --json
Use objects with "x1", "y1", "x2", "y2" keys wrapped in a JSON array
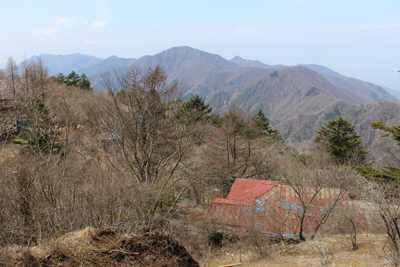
[{"x1": 27, "y1": 47, "x2": 400, "y2": 165}]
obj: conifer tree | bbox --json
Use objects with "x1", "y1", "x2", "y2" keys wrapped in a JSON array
[
  {"x1": 354, "y1": 121, "x2": 400, "y2": 184},
  {"x1": 55, "y1": 71, "x2": 92, "y2": 90},
  {"x1": 65, "y1": 71, "x2": 80, "y2": 87},
  {"x1": 78, "y1": 73, "x2": 92, "y2": 90},
  {"x1": 16, "y1": 99, "x2": 61, "y2": 154},
  {"x1": 371, "y1": 121, "x2": 400, "y2": 144},
  {"x1": 176, "y1": 95, "x2": 213, "y2": 125},
  {"x1": 314, "y1": 117, "x2": 367, "y2": 163},
  {"x1": 55, "y1": 73, "x2": 65, "y2": 84},
  {"x1": 253, "y1": 108, "x2": 283, "y2": 142}
]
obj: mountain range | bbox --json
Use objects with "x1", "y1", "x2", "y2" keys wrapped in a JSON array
[{"x1": 27, "y1": 46, "x2": 400, "y2": 166}]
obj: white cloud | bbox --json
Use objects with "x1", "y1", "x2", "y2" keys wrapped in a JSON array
[
  {"x1": 31, "y1": 27, "x2": 59, "y2": 36},
  {"x1": 83, "y1": 20, "x2": 88, "y2": 26},
  {"x1": 83, "y1": 40, "x2": 97, "y2": 45},
  {"x1": 54, "y1": 18, "x2": 76, "y2": 26},
  {"x1": 92, "y1": 20, "x2": 107, "y2": 29}
]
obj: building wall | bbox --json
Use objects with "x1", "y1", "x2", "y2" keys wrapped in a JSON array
[{"x1": 206, "y1": 181, "x2": 385, "y2": 237}]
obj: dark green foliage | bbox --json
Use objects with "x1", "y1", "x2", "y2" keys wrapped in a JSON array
[
  {"x1": 253, "y1": 108, "x2": 283, "y2": 142},
  {"x1": 354, "y1": 164, "x2": 400, "y2": 183},
  {"x1": 55, "y1": 71, "x2": 92, "y2": 90},
  {"x1": 65, "y1": 71, "x2": 80, "y2": 87},
  {"x1": 55, "y1": 73, "x2": 65, "y2": 84},
  {"x1": 314, "y1": 117, "x2": 368, "y2": 163},
  {"x1": 270, "y1": 70, "x2": 279, "y2": 78},
  {"x1": 371, "y1": 121, "x2": 400, "y2": 144},
  {"x1": 365, "y1": 121, "x2": 400, "y2": 184},
  {"x1": 115, "y1": 88, "x2": 127, "y2": 98},
  {"x1": 371, "y1": 91, "x2": 383, "y2": 102},
  {"x1": 176, "y1": 95, "x2": 213, "y2": 125},
  {"x1": 305, "y1": 86, "x2": 319, "y2": 97},
  {"x1": 78, "y1": 73, "x2": 91, "y2": 90},
  {"x1": 17, "y1": 99, "x2": 62, "y2": 154}
]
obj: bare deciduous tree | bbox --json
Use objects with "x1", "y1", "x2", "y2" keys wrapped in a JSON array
[
  {"x1": 278, "y1": 153, "x2": 359, "y2": 241},
  {"x1": 35, "y1": 56, "x2": 49, "y2": 101},
  {"x1": 362, "y1": 180, "x2": 400, "y2": 266},
  {"x1": 202, "y1": 106, "x2": 276, "y2": 197},
  {"x1": 331, "y1": 202, "x2": 363, "y2": 250},
  {"x1": 5, "y1": 56, "x2": 19, "y2": 100},
  {"x1": 84, "y1": 65, "x2": 213, "y2": 226}
]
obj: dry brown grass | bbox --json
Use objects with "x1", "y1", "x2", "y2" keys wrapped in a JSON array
[
  {"x1": 201, "y1": 234, "x2": 390, "y2": 267},
  {"x1": 0, "y1": 227, "x2": 200, "y2": 267},
  {"x1": 0, "y1": 142, "x2": 18, "y2": 163}
]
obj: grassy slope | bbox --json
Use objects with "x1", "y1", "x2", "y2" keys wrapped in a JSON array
[{"x1": 202, "y1": 234, "x2": 389, "y2": 267}]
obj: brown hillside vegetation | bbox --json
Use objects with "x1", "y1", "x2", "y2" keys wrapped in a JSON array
[
  {"x1": 0, "y1": 227, "x2": 199, "y2": 267},
  {"x1": 19, "y1": 47, "x2": 400, "y2": 165},
  {"x1": 0, "y1": 231, "x2": 391, "y2": 266},
  {"x1": 2, "y1": 58, "x2": 400, "y2": 267},
  {"x1": 202, "y1": 234, "x2": 390, "y2": 266}
]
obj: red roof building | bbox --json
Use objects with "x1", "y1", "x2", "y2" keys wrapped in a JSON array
[{"x1": 206, "y1": 179, "x2": 382, "y2": 237}]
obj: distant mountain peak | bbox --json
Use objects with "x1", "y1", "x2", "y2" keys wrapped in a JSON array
[
  {"x1": 106, "y1": 55, "x2": 120, "y2": 59},
  {"x1": 231, "y1": 56, "x2": 243, "y2": 61},
  {"x1": 137, "y1": 46, "x2": 243, "y2": 73}
]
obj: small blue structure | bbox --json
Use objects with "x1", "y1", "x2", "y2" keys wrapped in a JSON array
[{"x1": 16, "y1": 119, "x2": 29, "y2": 131}]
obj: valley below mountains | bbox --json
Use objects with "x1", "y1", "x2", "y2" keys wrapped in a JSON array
[{"x1": 29, "y1": 46, "x2": 400, "y2": 166}]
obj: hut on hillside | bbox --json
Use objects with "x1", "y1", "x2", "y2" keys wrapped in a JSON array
[{"x1": 206, "y1": 179, "x2": 381, "y2": 238}]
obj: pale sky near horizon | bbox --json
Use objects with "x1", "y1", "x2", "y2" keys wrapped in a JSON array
[{"x1": 1, "y1": 0, "x2": 399, "y2": 90}]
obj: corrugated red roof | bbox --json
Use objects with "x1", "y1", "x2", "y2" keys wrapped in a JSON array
[
  {"x1": 206, "y1": 179, "x2": 387, "y2": 234},
  {"x1": 206, "y1": 201, "x2": 253, "y2": 227},
  {"x1": 226, "y1": 179, "x2": 276, "y2": 205}
]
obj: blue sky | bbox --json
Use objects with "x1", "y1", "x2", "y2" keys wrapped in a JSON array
[{"x1": 1, "y1": 0, "x2": 399, "y2": 90}]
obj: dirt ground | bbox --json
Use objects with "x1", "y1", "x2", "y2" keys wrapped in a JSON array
[{"x1": 200, "y1": 234, "x2": 391, "y2": 267}]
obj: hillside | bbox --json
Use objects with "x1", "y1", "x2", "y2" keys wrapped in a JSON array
[
  {"x1": 27, "y1": 53, "x2": 103, "y2": 75},
  {"x1": 27, "y1": 47, "x2": 399, "y2": 105},
  {"x1": 0, "y1": 228, "x2": 199, "y2": 266},
  {"x1": 203, "y1": 234, "x2": 389, "y2": 267},
  {"x1": 2, "y1": 52, "x2": 400, "y2": 267},
  {"x1": 26, "y1": 47, "x2": 400, "y2": 165},
  {"x1": 273, "y1": 100, "x2": 400, "y2": 164},
  {"x1": 75, "y1": 55, "x2": 137, "y2": 76}
]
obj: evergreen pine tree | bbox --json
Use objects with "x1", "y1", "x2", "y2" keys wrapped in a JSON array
[
  {"x1": 176, "y1": 95, "x2": 213, "y2": 125},
  {"x1": 354, "y1": 164, "x2": 400, "y2": 184},
  {"x1": 55, "y1": 73, "x2": 65, "y2": 84},
  {"x1": 55, "y1": 71, "x2": 92, "y2": 90},
  {"x1": 78, "y1": 73, "x2": 92, "y2": 90},
  {"x1": 314, "y1": 116, "x2": 368, "y2": 163},
  {"x1": 65, "y1": 71, "x2": 80, "y2": 87},
  {"x1": 354, "y1": 121, "x2": 400, "y2": 185},
  {"x1": 253, "y1": 108, "x2": 283, "y2": 142},
  {"x1": 371, "y1": 121, "x2": 400, "y2": 144},
  {"x1": 16, "y1": 99, "x2": 61, "y2": 154}
]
